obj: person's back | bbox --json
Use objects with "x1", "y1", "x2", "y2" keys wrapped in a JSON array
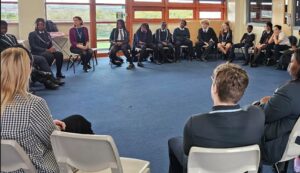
[
  {"x1": 1, "y1": 93, "x2": 59, "y2": 173},
  {"x1": 184, "y1": 105, "x2": 265, "y2": 153},
  {"x1": 168, "y1": 63, "x2": 265, "y2": 173}
]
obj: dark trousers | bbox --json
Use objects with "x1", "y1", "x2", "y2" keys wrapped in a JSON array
[
  {"x1": 32, "y1": 55, "x2": 52, "y2": 73},
  {"x1": 273, "y1": 44, "x2": 290, "y2": 61},
  {"x1": 135, "y1": 43, "x2": 155, "y2": 62},
  {"x1": 70, "y1": 47, "x2": 93, "y2": 67},
  {"x1": 61, "y1": 114, "x2": 94, "y2": 134},
  {"x1": 229, "y1": 43, "x2": 252, "y2": 62},
  {"x1": 168, "y1": 137, "x2": 188, "y2": 173},
  {"x1": 38, "y1": 51, "x2": 63, "y2": 76},
  {"x1": 195, "y1": 42, "x2": 215, "y2": 59},
  {"x1": 156, "y1": 42, "x2": 174, "y2": 62},
  {"x1": 174, "y1": 40, "x2": 193, "y2": 60},
  {"x1": 109, "y1": 43, "x2": 133, "y2": 64}
]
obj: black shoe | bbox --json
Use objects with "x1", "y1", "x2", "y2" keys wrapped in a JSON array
[
  {"x1": 242, "y1": 62, "x2": 249, "y2": 66},
  {"x1": 126, "y1": 63, "x2": 135, "y2": 70},
  {"x1": 83, "y1": 66, "x2": 89, "y2": 72},
  {"x1": 52, "y1": 78, "x2": 65, "y2": 86},
  {"x1": 200, "y1": 57, "x2": 207, "y2": 62},
  {"x1": 154, "y1": 60, "x2": 162, "y2": 65},
  {"x1": 44, "y1": 80, "x2": 59, "y2": 90},
  {"x1": 86, "y1": 64, "x2": 92, "y2": 69},
  {"x1": 251, "y1": 63, "x2": 258, "y2": 67},
  {"x1": 56, "y1": 73, "x2": 65, "y2": 79},
  {"x1": 137, "y1": 62, "x2": 144, "y2": 67}
]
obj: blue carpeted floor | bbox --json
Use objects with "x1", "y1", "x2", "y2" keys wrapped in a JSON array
[{"x1": 35, "y1": 58, "x2": 295, "y2": 173}]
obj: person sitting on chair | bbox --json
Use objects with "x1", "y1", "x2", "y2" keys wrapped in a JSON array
[
  {"x1": 254, "y1": 49, "x2": 300, "y2": 169},
  {"x1": 109, "y1": 19, "x2": 134, "y2": 70},
  {"x1": 195, "y1": 19, "x2": 218, "y2": 62},
  {"x1": 173, "y1": 20, "x2": 193, "y2": 62},
  {"x1": 277, "y1": 36, "x2": 299, "y2": 70},
  {"x1": 154, "y1": 22, "x2": 174, "y2": 64},
  {"x1": 266, "y1": 25, "x2": 290, "y2": 64},
  {"x1": 168, "y1": 63, "x2": 265, "y2": 173},
  {"x1": 69, "y1": 16, "x2": 93, "y2": 72},
  {"x1": 132, "y1": 23, "x2": 154, "y2": 67},
  {"x1": 229, "y1": 25, "x2": 255, "y2": 64},
  {"x1": 251, "y1": 22, "x2": 273, "y2": 67},
  {"x1": 217, "y1": 21, "x2": 233, "y2": 60},
  {"x1": 28, "y1": 18, "x2": 65, "y2": 78},
  {"x1": 1, "y1": 47, "x2": 94, "y2": 173},
  {"x1": 1, "y1": 20, "x2": 60, "y2": 90}
]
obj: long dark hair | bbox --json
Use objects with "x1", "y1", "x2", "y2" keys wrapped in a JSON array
[
  {"x1": 137, "y1": 23, "x2": 149, "y2": 33},
  {"x1": 116, "y1": 19, "x2": 126, "y2": 30}
]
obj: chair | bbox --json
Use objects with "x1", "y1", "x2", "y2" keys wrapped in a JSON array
[
  {"x1": 91, "y1": 48, "x2": 100, "y2": 71},
  {"x1": 66, "y1": 53, "x2": 81, "y2": 74},
  {"x1": 1, "y1": 140, "x2": 37, "y2": 173},
  {"x1": 50, "y1": 131, "x2": 150, "y2": 173},
  {"x1": 274, "y1": 118, "x2": 300, "y2": 173},
  {"x1": 188, "y1": 144, "x2": 260, "y2": 173},
  {"x1": 179, "y1": 45, "x2": 190, "y2": 61}
]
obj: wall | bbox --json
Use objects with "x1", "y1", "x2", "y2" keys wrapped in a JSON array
[{"x1": 18, "y1": 0, "x2": 46, "y2": 40}]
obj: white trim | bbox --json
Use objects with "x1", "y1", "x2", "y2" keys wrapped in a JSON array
[{"x1": 209, "y1": 108, "x2": 243, "y2": 114}]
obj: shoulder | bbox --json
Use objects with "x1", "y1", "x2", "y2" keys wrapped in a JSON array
[
  {"x1": 29, "y1": 31, "x2": 36, "y2": 37},
  {"x1": 276, "y1": 80, "x2": 300, "y2": 95}
]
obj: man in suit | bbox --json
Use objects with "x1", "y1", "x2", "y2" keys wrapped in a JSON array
[
  {"x1": 195, "y1": 20, "x2": 218, "y2": 61},
  {"x1": 0, "y1": 20, "x2": 60, "y2": 90},
  {"x1": 168, "y1": 63, "x2": 265, "y2": 173},
  {"x1": 154, "y1": 22, "x2": 174, "y2": 63},
  {"x1": 257, "y1": 49, "x2": 300, "y2": 167},
  {"x1": 173, "y1": 20, "x2": 193, "y2": 61},
  {"x1": 229, "y1": 25, "x2": 255, "y2": 64}
]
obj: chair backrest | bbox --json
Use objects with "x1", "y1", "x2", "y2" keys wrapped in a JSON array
[
  {"x1": 280, "y1": 117, "x2": 300, "y2": 162},
  {"x1": 50, "y1": 130, "x2": 123, "y2": 173},
  {"x1": 1, "y1": 140, "x2": 37, "y2": 173},
  {"x1": 188, "y1": 145, "x2": 260, "y2": 173}
]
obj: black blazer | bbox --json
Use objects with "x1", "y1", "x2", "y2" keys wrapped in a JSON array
[
  {"x1": 184, "y1": 105, "x2": 265, "y2": 155},
  {"x1": 262, "y1": 79, "x2": 300, "y2": 164},
  {"x1": 197, "y1": 27, "x2": 218, "y2": 45},
  {"x1": 29, "y1": 30, "x2": 53, "y2": 55},
  {"x1": 218, "y1": 30, "x2": 233, "y2": 44},
  {"x1": 0, "y1": 34, "x2": 18, "y2": 52},
  {"x1": 240, "y1": 33, "x2": 255, "y2": 46},
  {"x1": 134, "y1": 29, "x2": 153, "y2": 46},
  {"x1": 173, "y1": 27, "x2": 190, "y2": 42},
  {"x1": 109, "y1": 28, "x2": 130, "y2": 44},
  {"x1": 154, "y1": 28, "x2": 172, "y2": 44},
  {"x1": 259, "y1": 30, "x2": 273, "y2": 44}
]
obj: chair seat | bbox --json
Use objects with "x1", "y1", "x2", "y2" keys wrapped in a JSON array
[
  {"x1": 180, "y1": 45, "x2": 188, "y2": 48},
  {"x1": 146, "y1": 48, "x2": 153, "y2": 51},
  {"x1": 91, "y1": 48, "x2": 101, "y2": 51},
  {"x1": 163, "y1": 47, "x2": 170, "y2": 50},
  {"x1": 76, "y1": 157, "x2": 150, "y2": 173}
]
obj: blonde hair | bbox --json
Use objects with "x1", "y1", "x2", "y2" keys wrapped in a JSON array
[
  {"x1": 201, "y1": 19, "x2": 210, "y2": 25},
  {"x1": 1, "y1": 47, "x2": 32, "y2": 114}
]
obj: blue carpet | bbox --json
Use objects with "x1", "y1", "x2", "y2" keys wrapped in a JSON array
[{"x1": 35, "y1": 58, "x2": 295, "y2": 173}]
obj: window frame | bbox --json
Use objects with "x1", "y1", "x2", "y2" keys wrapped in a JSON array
[
  {"x1": 1, "y1": 0, "x2": 18, "y2": 23},
  {"x1": 247, "y1": 0, "x2": 273, "y2": 24}
]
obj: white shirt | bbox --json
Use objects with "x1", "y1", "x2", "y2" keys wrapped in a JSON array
[
  {"x1": 278, "y1": 31, "x2": 290, "y2": 46},
  {"x1": 117, "y1": 29, "x2": 124, "y2": 41},
  {"x1": 203, "y1": 27, "x2": 209, "y2": 33},
  {"x1": 179, "y1": 27, "x2": 185, "y2": 31}
]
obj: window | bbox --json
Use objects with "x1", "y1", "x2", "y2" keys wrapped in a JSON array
[
  {"x1": 248, "y1": 0, "x2": 272, "y2": 23},
  {"x1": 199, "y1": 11, "x2": 222, "y2": 19},
  {"x1": 96, "y1": 5, "x2": 125, "y2": 22},
  {"x1": 134, "y1": 11, "x2": 163, "y2": 19},
  {"x1": 1, "y1": 0, "x2": 18, "y2": 22},
  {"x1": 97, "y1": 41, "x2": 111, "y2": 51},
  {"x1": 199, "y1": 0, "x2": 223, "y2": 4},
  {"x1": 296, "y1": 0, "x2": 300, "y2": 26},
  {"x1": 96, "y1": 24, "x2": 116, "y2": 40},
  {"x1": 96, "y1": 0, "x2": 125, "y2": 4},
  {"x1": 134, "y1": 0, "x2": 161, "y2": 2},
  {"x1": 169, "y1": 9, "x2": 193, "y2": 19},
  {"x1": 46, "y1": 5, "x2": 90, "y2": 21},
  {"x1": 169, "y1": 0, "x2": 193, "y2": 3},
  {"x1": 46, "y1": 0, "x2": 89, "y2": 3}
]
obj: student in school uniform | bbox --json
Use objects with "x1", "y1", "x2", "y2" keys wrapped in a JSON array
[
  {"x1": 217, "y1": 21, "x2": 233, "y2": 59},
  {"x1": 195, "y1": 19, "x2": 218, "y2": 61},
  {"x1": 173, "y1": 20, "x2": 194, "y2": 61}
]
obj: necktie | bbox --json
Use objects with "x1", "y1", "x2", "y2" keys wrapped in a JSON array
[{"x1": 120, "y1": 30, "x2": 124, "y2": 40}]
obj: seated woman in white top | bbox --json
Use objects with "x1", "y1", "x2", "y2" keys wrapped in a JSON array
[
  {"x1": 1, "y1": 46, "x2": 93, "y2": 172},
  {"x1": 267, "y1": 25, "x2": 290, "y2": 61}
]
